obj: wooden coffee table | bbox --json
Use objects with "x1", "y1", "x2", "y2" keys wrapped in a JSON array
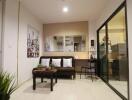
[{"x1": 32, "y1": 67, "x2": 57, "y2": 91}]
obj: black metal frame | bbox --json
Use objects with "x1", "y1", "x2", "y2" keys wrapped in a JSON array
[{"x1": 97, "y1": 1, "x2": 129, "y2": 100}]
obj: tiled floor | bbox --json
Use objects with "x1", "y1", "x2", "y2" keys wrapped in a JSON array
[
  {"x1": 11, "y1": 75, "x2": 122, "y2": 100},
  {"x1": 109, "y1": 80, "x2": 128, "y2": 98}
]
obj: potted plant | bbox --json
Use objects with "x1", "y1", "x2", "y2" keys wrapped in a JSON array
[{"x1": 0, "y1": 72, "x2": 17, "y2": 100}]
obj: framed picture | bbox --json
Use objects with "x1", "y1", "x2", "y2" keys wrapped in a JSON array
[{"x1": 27, "y1": 25, "x2": 39, "y2": 58}]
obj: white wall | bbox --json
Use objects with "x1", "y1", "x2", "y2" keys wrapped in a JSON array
[
  {"x1": 18, "y1": 4, "x2": 43, "y2": 84},
  {"x1": 3, "y1": 0, "x2": 19, "y2": 77},
  {"x1": 3, "y1": 0, "x2": 43, "y2": 84},
  {"x1": 89, "y1": 20, "x2": 97, "y2": 58},
  {"x1": 127, "y1": 0, "x2": 132, "y2": 100}
]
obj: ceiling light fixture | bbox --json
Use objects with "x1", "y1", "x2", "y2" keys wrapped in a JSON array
[{"x1": 63, "y1": 6, "x2": 68, "y2": 13}]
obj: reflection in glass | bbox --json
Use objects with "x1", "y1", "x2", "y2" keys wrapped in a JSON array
[
  {"x1": 108, "y1": 8, "x2": 128, "y2": 98},
  {"x1": 99, "y1": 26, "x2": 108, "y2": 81},
  {"x1": 65, "y1": 36, "x2": 86, "y2": 52},
  {"x1": 65, "y1": 36, "x2": 74, "y2": 52},
  {"x1": 45, "y1": 35, "x2": 86, "y2": 52},
  {"x1": 53, "y1": 36, "x2": 64, "y2": 51},
  {"x1": 45, "y1": 36, "x2": 64, "y2": 52}
]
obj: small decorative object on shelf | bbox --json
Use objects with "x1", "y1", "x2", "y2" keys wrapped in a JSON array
[{"x1": 90, "y1": 54, "x2": 94, "y2": 60}]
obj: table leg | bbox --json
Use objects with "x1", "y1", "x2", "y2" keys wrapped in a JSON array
[
  {"x1": 73, "y1": 73, "x2": 76, "y2": 79},
  {"x1": 90, "y1": 62, "x2": 93, "y2": 82},
  {"x1": 85, "y1": 68, "x2": 87, "y2": 78},
  {"x1": 51, "y1": 75, "x2": 53, "y2": 91},
  {"x1": 80, "y1": 67, "x2": 82, "y2": 79},
  {"x1": 41, "y1": 78, "x2": 43, "y2": 83},
  {"x1": 33, "y1": 76, "x2": 36, "y2": 90},
  {"x1": 55, "y1": 74, "x2": 57, "y2": 83}
]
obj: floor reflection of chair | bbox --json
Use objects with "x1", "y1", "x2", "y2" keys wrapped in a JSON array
[{"x1": 80, "y1": 59, "x2": 97, "y2": 81}]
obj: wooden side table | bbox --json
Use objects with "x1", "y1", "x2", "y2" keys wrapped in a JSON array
[{"x1": 32, "y1": 68, "x2": 57, "y2": 91}]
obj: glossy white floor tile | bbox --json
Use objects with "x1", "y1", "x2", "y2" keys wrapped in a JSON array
[
  {"x1": 11, "y1": 75, "x2": 122, "y2": 100},
  {"x1": 109, "y1": 80, "x2": 128, "y2": 98}
]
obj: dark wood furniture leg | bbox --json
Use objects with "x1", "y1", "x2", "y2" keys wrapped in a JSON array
[
  {"x1": 80, "y1": 67, "x2": 82, "y2": 79},
  {"x1": 55, "y1": 74, "x2": 57, "y2": 83},
  {"x1": 33, "y1": 76, "x2": 36, "y2": 90},
  {"x1": 85, "y1": 67, "x2": 87, "y2": 78},
  {"x1": 41, "y1": 78, "x2": 43, "y2": 83},
  {"x1": 73, "y1": 74, "x2": 76, "y2": 79},
  {"x1": 51, "y1": 75, "x2": 53, "y2": 91}
]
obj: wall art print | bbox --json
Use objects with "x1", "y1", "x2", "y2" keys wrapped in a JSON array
[{"x1": 27, "y1": 25, "x2": 39, "y2": 58}]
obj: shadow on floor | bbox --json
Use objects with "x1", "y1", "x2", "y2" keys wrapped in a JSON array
[{"x1": 23, "y1": 82, "x2": 56, "y2": 94}]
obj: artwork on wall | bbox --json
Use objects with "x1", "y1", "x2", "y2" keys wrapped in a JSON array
[{"x1": 27, "y1": 25, "x2": 39, "y2": 58}]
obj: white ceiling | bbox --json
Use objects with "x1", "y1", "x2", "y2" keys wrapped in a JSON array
[{"x1": 22, "y1": 0, "x2": 108, "y2": 24}]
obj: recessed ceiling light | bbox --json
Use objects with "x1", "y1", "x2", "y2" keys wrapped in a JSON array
[{"x1": 63, "y1": 6, "x2": 68, "y2": 13}]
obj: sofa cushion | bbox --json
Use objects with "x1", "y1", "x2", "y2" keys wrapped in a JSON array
[
  {"x1": 39, "y1": 56, "x2": 75, "y2": 79},
  {"x1": 41, "y1": 58, "x2": 50, "y2": 67},
  {"x1": 63, "y1": 58, "x2": 72, "y2": 67},
  {"x1": 52, "y1": 59, "x2": 61, "y2": 67}
]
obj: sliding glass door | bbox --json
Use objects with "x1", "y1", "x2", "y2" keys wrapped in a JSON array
[
  {"x1": 107, "y1": 7, "x2": 128, "y2": 99},
  {"x1": 97, "y1": 2, "x2": 129, "y2": 100},
  {"x1": 98, "y1": 26, "x2": 108, "y2": 82}
]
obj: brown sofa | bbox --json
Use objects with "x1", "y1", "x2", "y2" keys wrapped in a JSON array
[{"x1": 39, "y1": 56, "x2": 76, "y2": 79}]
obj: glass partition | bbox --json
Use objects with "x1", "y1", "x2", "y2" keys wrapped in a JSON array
[
  {"x1": 97, "y1": 2, "x2": 128, "y2": 100},
  {"x1": 98, "y1": 26, "x2": 108, "y2": 82},
  {"x1": 108, "y1": 7, "x2": 128, "y2": 98}
]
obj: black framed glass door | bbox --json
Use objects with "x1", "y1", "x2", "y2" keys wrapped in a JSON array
[
  {"x1": 97, "y1": 1, "x2": 129, "y2": 100},
  {"x1": 107, "y1": 7, "x2": 128, "y2": 99},
  {"x1": 98, "y1": 26, "x2": 108, "y2": 82}
]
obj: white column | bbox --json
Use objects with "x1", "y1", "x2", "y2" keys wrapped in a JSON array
[{"x1": 127, "y1": 0, "x2": 132, "y2": 99}]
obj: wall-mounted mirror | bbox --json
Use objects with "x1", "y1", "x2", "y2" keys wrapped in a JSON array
[
  {"x1": 53, "y1": 36, "x2": 64, "y2": 52},
  {"x1": 45, "y1": 35, "x2": 86, "y2": 52},
  {"x1": 45, "y1": 36, "x2": 64, "y2": 52}
]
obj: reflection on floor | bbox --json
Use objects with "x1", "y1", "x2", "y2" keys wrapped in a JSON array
[
  {"x1": 109, "y1": 80, "x2": 127, "y2": 98},
  {"x1": 11, "y1": 75, "x2": 122, "y2": 100}
]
